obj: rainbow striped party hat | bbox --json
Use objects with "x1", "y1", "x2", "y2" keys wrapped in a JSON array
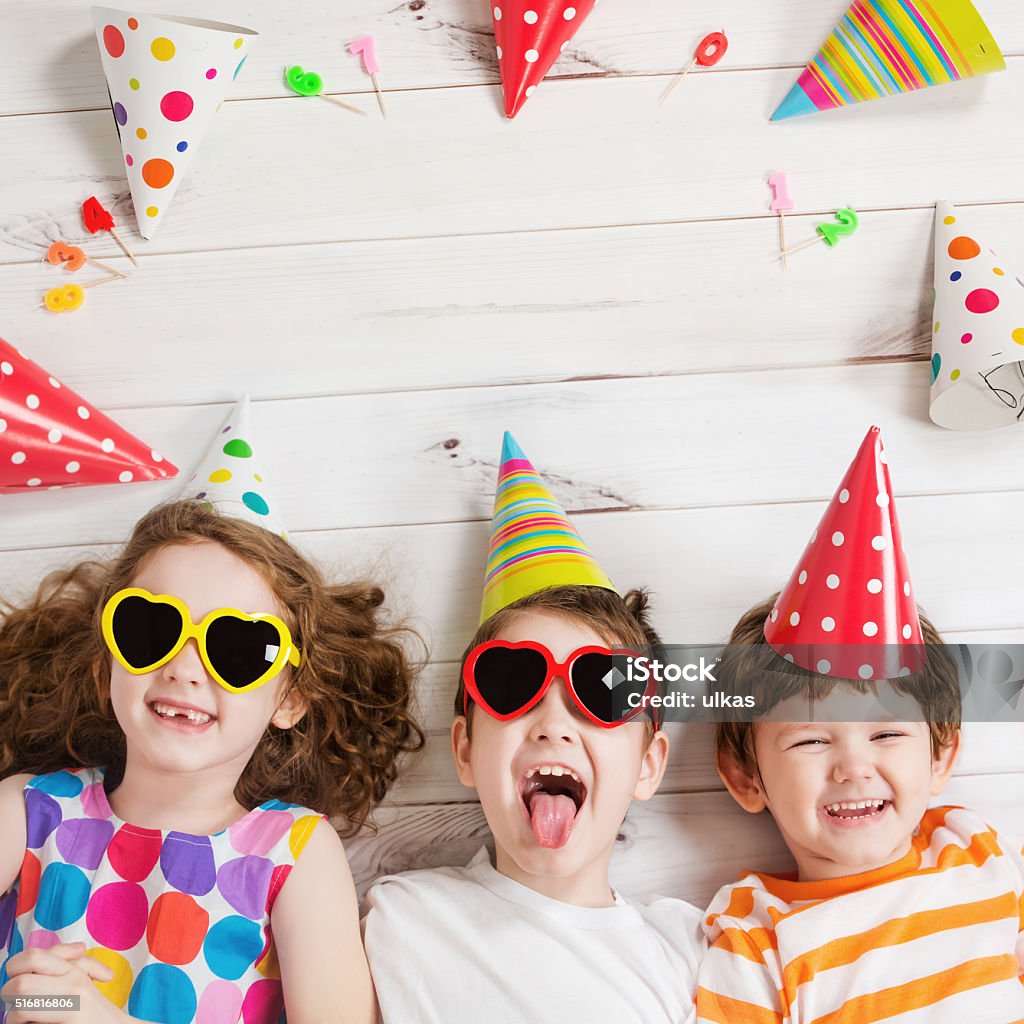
[
  {"x1": 771, "y1": 0, "x2": 1003, "y2": 121},
  {"x1": 178, "y1": 396, "x2": 287, "y2": 537},
  {"x1": 480, "y1": 433, "x2": 616, "y2": 623}
]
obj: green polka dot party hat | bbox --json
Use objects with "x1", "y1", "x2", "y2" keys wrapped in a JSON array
[
  {"x1": 179, "y1": 395, "x2": 286, "y2": 537},
  {"x1": 929, "y1": 201, "x2": 1024, "y2": 430}
]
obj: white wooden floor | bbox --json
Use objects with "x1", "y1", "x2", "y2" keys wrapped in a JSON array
[{"x1": 2, "y1": 0, "x2": 1023, "y2": 908}]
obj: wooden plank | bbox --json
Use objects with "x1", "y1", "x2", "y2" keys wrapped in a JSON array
[
  {"x1": 7, "y1": 202, "x2": 1024, "y2": 407},
  {"x1": 346, "y1": 772, "x2": 1024, "y2": 905},
  {"x1": 5, "y1": 366, "x2": 1024, "y2": 548},
  {"x1": 2, "y1": 67, "x2": 1023, "y2": 261},
  {"x1": 4, "y1": 1, "x2": 1021, "y2": 118},
  {"x1": 2, "y1": 495, "x2": 1022, "y2": 648}
]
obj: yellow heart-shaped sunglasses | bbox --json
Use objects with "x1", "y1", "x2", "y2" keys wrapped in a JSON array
[{"x1": 101, "y1": 587, "x2": 301, "y2": 693}]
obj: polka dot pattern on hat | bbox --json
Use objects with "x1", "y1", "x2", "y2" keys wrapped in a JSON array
[
  {"x1": 490, "y1": 0, "x2": 598, "y2": 118},
  {"x1": 763, "y1": 427, "x2": 924, "y2": 681},
  {"x1": 0, "y1": 336, "x2": 177, "y2": 493},
  {"x1": 178, "y1": 397, "x2": 286, "y2": 537},
  {"x1": 929, "y1": 201, "x2": 1024, "y2": 429},
  {"x1": 93, "y1": 11, "x2": 254, "y2": 239}
]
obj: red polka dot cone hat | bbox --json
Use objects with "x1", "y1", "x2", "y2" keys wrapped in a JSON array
[
  {"x1": 179, "y1": 395, "x2": 286, "y2": 537},
  {"x1": 764, "y1": 426, "x2": 925, "y2": 681},
  {"x1": 929, "y1": 200, "x2": 1024, "y2": 431},
  {"x1": 0, "y1": 336, "x2": 176, "y2": 493},
  {"x1": 490, "y1": 2, "x2": 597, "y2": 118},
  {"x1": 92, "y1": 8, "x2": 258, "y2": 239}
]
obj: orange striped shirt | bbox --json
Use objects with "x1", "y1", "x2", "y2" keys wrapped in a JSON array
[{"x1": 697, "y1": 807, "x2": 1024, "y2": 1024}]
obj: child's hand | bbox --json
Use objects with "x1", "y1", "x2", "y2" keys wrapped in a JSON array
[{"x1": 2, "y1": 943, "x2": 126, "y2": 1023}]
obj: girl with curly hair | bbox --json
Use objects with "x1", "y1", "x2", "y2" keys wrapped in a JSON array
[{"x1": 0, "y1": 500, "x2": 423, "y2": 1024}]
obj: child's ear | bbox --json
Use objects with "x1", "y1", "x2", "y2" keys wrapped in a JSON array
[
  {"x1": 716, "y1": 748, "x2": 767, "y2": 814},
  {"x1": 632, "y1": 729, "x2": 670, "y2": 801},
  {"x1": 451, "y1": 716, "x2": 476, "y2": 790},
  {"x1": 271, "y1": 686, "x2": 308, "y2": 730},
  {"x1": 929, "y1": 728, "x2": 961, "y2": 796}
]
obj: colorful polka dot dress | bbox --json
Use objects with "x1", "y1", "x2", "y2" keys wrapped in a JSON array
[{"x1": 0, "y1": 767, "x2": 323, "y2": 1024}]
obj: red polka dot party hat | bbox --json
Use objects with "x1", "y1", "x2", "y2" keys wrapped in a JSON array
[
  {"x1": 491, "y1": 1, "x2": 597, "y2": 118},
  {"x1": 179, "y1": 395, "x2": 286, "y2": 537},
  {"x1": 0, "y1": 336, "x2": 176, "y2": 493},
  {"x1": 92, "y1": 8, "x2": 258, "y2": 239},
  {"x1": 764, "y1": 426, "x2": 925, "y2": 681},
  {"x1": 929, "y1": 200, "x2": 1024, "y2": 431}
]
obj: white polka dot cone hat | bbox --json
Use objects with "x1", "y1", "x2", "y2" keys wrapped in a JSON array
[
  {"x1": 929, "y1": 201, "x2": 1024, "y2": 430},
  {"x1": 490, "y1": 1, "x2": 596, "y2": 118},
  {"x1": 763, "y1": 427, "x2": 925, "y2": 682},
  {"x1": 179, "y1": 395, "x2": 286, "y2": 537},
  {"x1": 0, "y1": 335, "x2": 176, "y2": 493},
  {"x1": 91, "y1": 8, "x2": 258, "y2": 239}
]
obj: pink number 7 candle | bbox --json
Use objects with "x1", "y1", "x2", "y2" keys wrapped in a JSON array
[{"x1": 348, "y1": 36, "x2": 387, "y2": 119}]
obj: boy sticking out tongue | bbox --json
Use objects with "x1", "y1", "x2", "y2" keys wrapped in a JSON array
[{"x1": 363, "y1": 434, "x2": 704, "y2": 1024}]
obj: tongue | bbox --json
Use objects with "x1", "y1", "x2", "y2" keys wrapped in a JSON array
[{"x1": 528, "y1": 793, "x2": 577, "y2": 848}]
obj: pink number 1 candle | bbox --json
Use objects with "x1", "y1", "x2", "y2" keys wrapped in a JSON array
[{"x1": 768, "y1": 171, "x2": 795, "y2": 270}]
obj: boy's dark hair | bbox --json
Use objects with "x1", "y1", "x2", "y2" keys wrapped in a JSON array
[{"x1": 714, "y1": 593, "x2": 962, "y2": 772}]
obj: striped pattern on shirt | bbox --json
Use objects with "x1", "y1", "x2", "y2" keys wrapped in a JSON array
[{"x1": 697, "y1": 806, "x2": 1024, "y2": 1024}]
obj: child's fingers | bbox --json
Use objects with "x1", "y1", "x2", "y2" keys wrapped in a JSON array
[
  {"x1": 3, "y1": 948, "x2": 79, "y2": 978},
  {"x1": 34, "y1": 943, "x2": 88, "y2": 963},
  {"x1": 74, "y1": 955, "x2": 115, "y2": 983},
  {"x1": 2, "y1": 945, "x2": 112, "y2": 982}
]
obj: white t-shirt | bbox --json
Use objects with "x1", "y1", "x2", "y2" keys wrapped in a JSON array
[{"x1": 362, "y1": 847, "x2": 705, "y2": 1024}]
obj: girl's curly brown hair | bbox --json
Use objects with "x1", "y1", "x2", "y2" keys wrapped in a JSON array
[{"x1": 0, "y1": 501, "x2": 424, "y2": 836}]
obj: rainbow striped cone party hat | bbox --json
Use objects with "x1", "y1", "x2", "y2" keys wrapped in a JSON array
[
  {"x1": 480, "y1": 432, "x2": 617, "y2": 623},
  {"x1": 771, "y1": 0, "x2": 1004, "y2": 121},
  {"x1": 178, "y1": 395, "x2": 287, "y2": 537}
]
